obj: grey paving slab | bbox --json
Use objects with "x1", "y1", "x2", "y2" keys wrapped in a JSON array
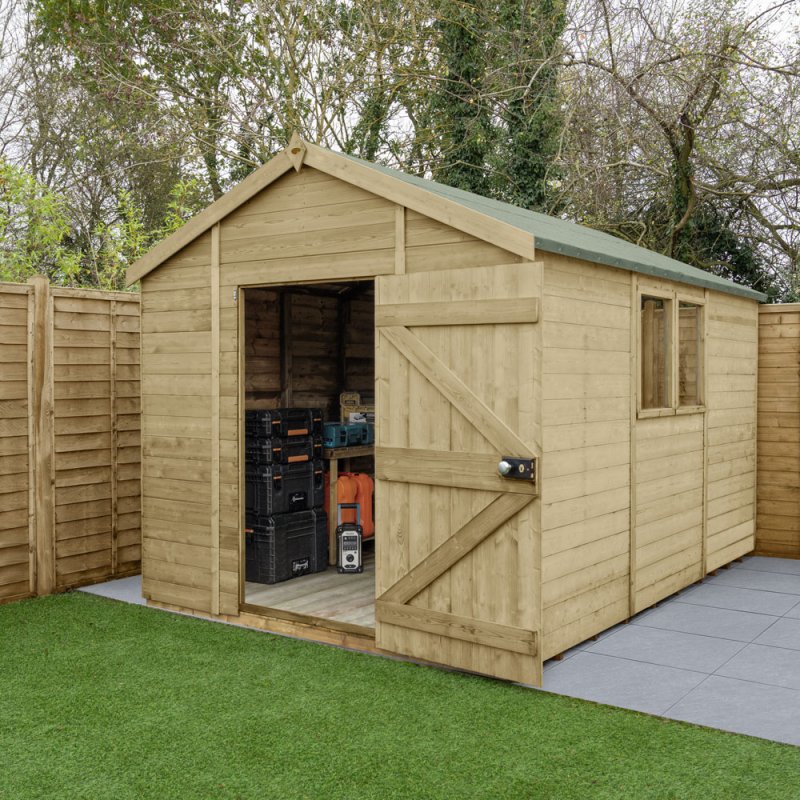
[
  {"x1": 753, "y1": 617, "x2": 800, "y2": 651},
  {"x1": 705, "y1": 568, "x2": 800, "y2": 596},
  {"x1": 586, "y1": 624, "x2": 745, "y2": 673},
  {"x1": 786, "y1": 600, "x2": 800, "y2": 620},
  {"x1": 716, "y1": 643, "x2": 800, "y2": 691},
  {"x1": 542, "y1": 652, "x2": 707, "y2": 715},
  {"x1": 78, "y1": 575, "x2": 145, "y2": 605},
  {"x1": 734, "y1": 556, "x2": 800, "y2": 576},
  {"x1": 676, "y1": 582, "x2": 800, "y2": 616},
  {"x1": 667, "y1": 675, "x2": 800, "y2": 747},
  {"x1": 633, "y1": 602, "x2": 777, "y2": 642}
]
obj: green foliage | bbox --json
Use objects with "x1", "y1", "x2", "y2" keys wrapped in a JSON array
[
  {"x1": 1, "y1": 592, "x2": 798, "y2": 800},
  {"x1": 430, "y1": 1, "x2": 493, "y2": 195},
  {"x1": 0, "y1": 159, "x2": 80, "y2": 284},
  {"x1": 491, "y1": 0, "x2": 566, "y2": 211},
  {"x1": 427, "y1": 0, "x2": 567, "y2": 210},
  {"x1": 0, "y1": 158, "x2": 202, "y2": 291}
]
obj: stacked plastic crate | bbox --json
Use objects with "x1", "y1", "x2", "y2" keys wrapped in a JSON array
[{"x1": 244, "y1": 409, "x2": 328, "y2": 584}]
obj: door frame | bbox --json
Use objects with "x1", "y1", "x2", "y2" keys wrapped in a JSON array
[{"x1": 235, "y1": 276, "x2": 379, "y2": 642}]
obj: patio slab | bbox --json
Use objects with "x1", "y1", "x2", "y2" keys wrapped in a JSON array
[
  {"x1": 585, "y1": 623, "x2": 745, "y2": 673},
  {"x1": 675, "y1": 583, "x2": 800, "y2": 616},
  {"x1": 543, "y1": 651, "x2": 706, "y2": 715},
  {"x1": 78, "y1": 575, "x2": 145, "y2": 605},
  {"x1": 716, "y1": 643, "x2": 800, "y2": 691},
  {"x1": 667, "y1": 675, "x2": 800, "y2": 747},
  {"x1": 631, "y1": 600, "x2": 776, "y2": 642}
]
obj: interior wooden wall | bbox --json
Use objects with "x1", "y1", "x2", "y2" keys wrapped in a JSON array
[
  {"x1": 0, "y1": 279, "x2": 141, "y2": 603},
  {"x1": 244, "y1": 284, "x2": 374, "y2": 417},
  {"x1": 756, "y1": 304, "x2": 800, "y2": 557}
]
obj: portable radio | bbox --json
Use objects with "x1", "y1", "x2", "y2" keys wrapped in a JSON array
[{"x1": 336, "y1": 502, "x2": 363, "y2": 574}]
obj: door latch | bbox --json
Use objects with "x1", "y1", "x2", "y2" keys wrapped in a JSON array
[{"x1": 498, "y1": 457, "x2": 535, "y2": 481}]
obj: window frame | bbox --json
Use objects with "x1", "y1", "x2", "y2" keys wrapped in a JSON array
[
  {"x1": 676, "y1": 299, "x2": 705, "y2": 414},
  {"x1": 636, "y1": 285, "x2": 705, "y2": 420}
]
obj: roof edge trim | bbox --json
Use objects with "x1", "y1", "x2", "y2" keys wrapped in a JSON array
[{"x1": 535, "y1": 237, "x2": 767, "y2": 301}]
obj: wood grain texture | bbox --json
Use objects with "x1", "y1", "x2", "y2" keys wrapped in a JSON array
[
  {"x1": 303, "y1": 141, "x2": 536, "y2": 262},
  {"x1": 0, "y1": 283, "x2": 34, "y2": 601},
  {"x1": 378, "y1": 493, "x2": 534, "y2": 604},
  {"x1": 756, "y1": 304, "x2": 799, "y2": 557},
  {"x1": 0, "y1": 280, "x2": 141, "y2": 599},
  {"x1": 376, "y1": 298, "x2": 539, "y2": 328},
  {"x1": 376, "y1": 601, "x2": 537, "y2": 655},
  {"x1": 375, "y1": 262, "x2": 542, "y2": 684}
]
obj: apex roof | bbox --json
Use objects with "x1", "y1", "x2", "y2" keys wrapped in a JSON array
[{"x1": 127, "y1": 136, "x2": 766, "y2": 302}]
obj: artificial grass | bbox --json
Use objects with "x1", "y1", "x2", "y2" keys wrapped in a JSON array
[{"x1": 0, "y1": 594, "x2": 797, "y2": 800}]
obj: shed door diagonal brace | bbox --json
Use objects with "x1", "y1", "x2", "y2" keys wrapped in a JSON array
[
  {"x1": 376, "y1": 493, "x2": 536, "y2": 655},
  {"x1": 375, "y1": 322, "x2": 538, "y2": 657}
]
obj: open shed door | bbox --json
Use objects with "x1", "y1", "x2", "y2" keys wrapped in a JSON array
[{"x1": 374, "y1": 262, "x2": 541, "y2": 684}]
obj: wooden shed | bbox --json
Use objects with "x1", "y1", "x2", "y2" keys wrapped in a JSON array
[{"x1": 127, "y1": 136, "x2": 765, "y2": 685}]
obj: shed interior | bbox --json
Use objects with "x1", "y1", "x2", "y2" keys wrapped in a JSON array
[{"x1": 242, "y1": 281, "x2": 377, "y2": 629}]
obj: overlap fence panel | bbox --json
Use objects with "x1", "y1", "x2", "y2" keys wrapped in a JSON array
[
  {"x1": 756, "y1": 304, "x2": 800, "y2": 557},
  {"x1": 0, "y1": 278, "x2": 141, "y2": 601},
  {"x1": 0, "y1": 283, "x2": 34, "y2": 602}
]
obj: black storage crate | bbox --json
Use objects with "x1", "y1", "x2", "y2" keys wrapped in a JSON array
[
  {"x1": 246, "y1": 459, "x2": 324, "y2": 516},
  {"x1": 245, "y1": 435, "x2": 322, "y2": 466},
  {"x1": 246, "y1": 408, "x2": 323, "y2": 439},
  {"x1": 245, "y1": 509, "x2": 328, "y2": 584}
]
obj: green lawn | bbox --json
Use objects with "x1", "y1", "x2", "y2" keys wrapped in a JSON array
[{"x1": 0, "y1": 594, "x2": 798, "y2": 800}]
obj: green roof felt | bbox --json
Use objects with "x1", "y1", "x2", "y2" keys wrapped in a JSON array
[{"x1": 341, "y1": 153, "x2": 766, "y2": 302}]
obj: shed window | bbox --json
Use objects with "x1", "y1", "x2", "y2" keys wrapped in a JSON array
[
  {"x1": 679, "y1": 302, "x2": 702, "y2": 406},
  {"x1": 641, "y1": 296, "x2": 671, "y2": 409}
]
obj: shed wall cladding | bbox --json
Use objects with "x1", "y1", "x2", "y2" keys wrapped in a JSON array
[
  {"x1": 541, "y1": 255, "x2": 632, "y2": 658},
  {"x1": 757, "y1": 304, "x2": 800, "y2": 557},
  {"x1": 140, "y1": 231, "x2": 215, "y2": 612},
  {"x1": 0, "y1": 280, "x2": 141, "y2": 603},
  {"x1": 135, "y1": 148, "x2": 764, "y2": 683},
  {"x1": 539, "y1": 260, "x2": 758, "y2": 659}
]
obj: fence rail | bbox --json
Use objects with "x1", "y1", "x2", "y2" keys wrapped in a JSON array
[
  {"x1": 0, "y1": 277, "x2": 141, "y2": 602},
  {"x1": 756, "y1": 303, "x2": 800, "y2": 558}
]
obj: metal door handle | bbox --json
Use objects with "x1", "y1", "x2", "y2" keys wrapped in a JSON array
[{"x1": 497, "y1": 457, "x2": 536, "y2": 481}]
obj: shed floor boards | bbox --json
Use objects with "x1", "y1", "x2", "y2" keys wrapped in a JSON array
[
  {"x1": 542, "y1": 555, "x2": 800, "y2": 747},
  {"x1": 245, "y1": 549, "x2": 376, "y2": 628}
]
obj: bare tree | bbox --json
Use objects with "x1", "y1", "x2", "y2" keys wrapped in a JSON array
[{"x1": 560, "y1": 0, "x2": 799, "y2": 296}]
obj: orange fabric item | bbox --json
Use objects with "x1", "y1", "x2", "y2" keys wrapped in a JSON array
[
  {"x1": 354, "y1": 473, "x2": 375, "y2": 538},
  {"x1": 336, "y1": 473, "x2": 358, "y2": 525}
]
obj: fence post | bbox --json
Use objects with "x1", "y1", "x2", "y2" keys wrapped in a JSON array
[
  {"x1": 109, "y1": 300, "x2": 118, "y2": 575},
  {"x1": 28, "y1": 276, "x2": 55, "y2": 595}
]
